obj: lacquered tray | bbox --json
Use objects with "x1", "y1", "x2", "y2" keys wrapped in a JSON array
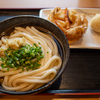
[{"x1": 0, "y1": 9, "x2": 100, "y2": 95}]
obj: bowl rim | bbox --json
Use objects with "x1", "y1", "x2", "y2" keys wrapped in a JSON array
[{"x1": 0, "y1": 15, "x2": 70, "y2": 95}]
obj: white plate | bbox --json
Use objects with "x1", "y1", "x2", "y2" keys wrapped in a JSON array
[{"x1": 39, "y1": 8, "x2": 100, "y2": 49}]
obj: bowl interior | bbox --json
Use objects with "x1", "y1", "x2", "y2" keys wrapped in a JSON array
[{"x1": 0, "y1": 15, "x2": 70, "y2": 95}]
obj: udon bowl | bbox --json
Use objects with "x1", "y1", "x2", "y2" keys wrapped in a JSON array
[{"x1": 0, "y1": 15, "x2": 70, "y2": 95}]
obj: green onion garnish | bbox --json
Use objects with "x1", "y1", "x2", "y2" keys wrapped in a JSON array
[{"x1": 0, "y1": 44, "x2": 44, "y2": 71}]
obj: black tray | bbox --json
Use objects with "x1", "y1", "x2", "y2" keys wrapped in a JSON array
[{"x1": 0, "y1": 9, "x2": 100, "y2": 95}]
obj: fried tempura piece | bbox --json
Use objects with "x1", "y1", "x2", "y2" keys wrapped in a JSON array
[
  {"x1": 90, "y1": 13, "x2": 100, "y2": 33},
  {"x1": 48, "y1": 7, "x2": 88, "y2": 44}
]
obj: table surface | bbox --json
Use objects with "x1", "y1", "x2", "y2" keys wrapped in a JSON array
[
  {"x1": 0, "y1": 0, "x2": 100, "y2": 9},
  {"x1": 0, "y1": 0, "x2": 100, "y2": 99}
]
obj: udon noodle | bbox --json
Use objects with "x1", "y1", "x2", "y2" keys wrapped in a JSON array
[{"x1": 0, "y1": 26, "x2": 62, "y2": 92}]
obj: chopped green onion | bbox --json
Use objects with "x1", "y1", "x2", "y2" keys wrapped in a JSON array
[
  {"x1": 22, "y1": 68, "x2": 24, "y2": 71},
  {"x1": 7, "y1": 68, "x2": 9, "y2": 71},
  {"x1": 26, "y1": 68, "x2": 29, "y2": 71},
  {"x1": 3, "y1": 71, "x2": 5, "y2": 73},
  {"x1": 38, "y1": 42, "x2": 40, "y2": 44},
  {"x1": 0, "y1": 44, "x2": 44, "y2": 71}
]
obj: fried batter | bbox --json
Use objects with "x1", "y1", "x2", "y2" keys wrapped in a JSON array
[
  {"x1": 90, "y1": 13, "x2": 100, "y2": 33},
  {"x1": 48, "y1": 7, "x2": 88, "y2": 44}
]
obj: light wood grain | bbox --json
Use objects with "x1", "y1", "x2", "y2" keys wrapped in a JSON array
[
  {"x1": 0, "y1": 95, "x2": 100, "y2": 100},
  {"x1": 0, "y1": 0, "x2": 100, "y2": 9},
  {"x1": 53, "y1": 98, "x2": 100, "y2": 100}
]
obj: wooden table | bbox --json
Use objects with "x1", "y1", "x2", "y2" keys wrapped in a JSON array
[
  {"x1": 0, "y1": 0, "x2": 100, "y2": 100},
  {"x1": 0, "y1": 0, "x2": 100, "y2": 9},
  {"x1": 0, "y1": 94, "x2": 100, "y2": 100}
]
